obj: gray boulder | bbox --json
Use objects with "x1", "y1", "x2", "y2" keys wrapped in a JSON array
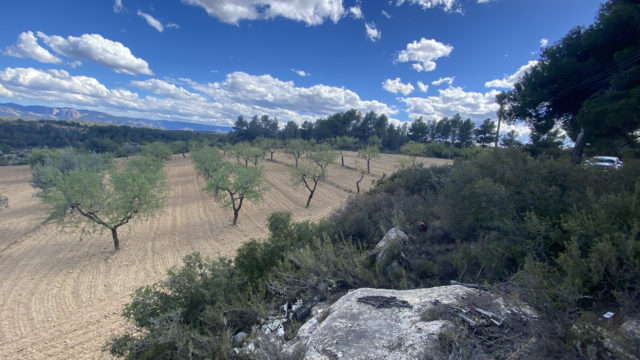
[
  {"x1": 0, "y1": 194, "x2": 7, "y2": 209},
  {"x1": 288, "y1": 286, "x2": 476, "y2": 360},
  {"x1": 374, "y1": 228, "x2": 408, "y2": 277}
]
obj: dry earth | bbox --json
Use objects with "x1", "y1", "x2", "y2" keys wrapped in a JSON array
[{"x1": 0, "y1": 151, "x2": 450, "y2": 359}]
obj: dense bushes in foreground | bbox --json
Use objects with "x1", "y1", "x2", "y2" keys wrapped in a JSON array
[{"x1": 107, "y1": 150, "x2": 640, "y2": 359}]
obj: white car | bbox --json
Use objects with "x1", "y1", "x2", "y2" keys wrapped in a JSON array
[{"x1": 584, "y1": 156, "x2": 623, "y2": 169}]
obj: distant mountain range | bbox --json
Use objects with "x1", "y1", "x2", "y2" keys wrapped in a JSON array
[{"x1": 0, "y1": 103, "x2": 231, "y2": 133}]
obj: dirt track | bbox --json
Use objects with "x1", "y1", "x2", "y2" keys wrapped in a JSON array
[{"x1": 0, "y1": 151, "x2": 450, "y2": 359}]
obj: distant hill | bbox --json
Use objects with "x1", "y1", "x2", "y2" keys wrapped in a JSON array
[{"x1": 0, "y1": 103, "x2": 231, "y2": 133}]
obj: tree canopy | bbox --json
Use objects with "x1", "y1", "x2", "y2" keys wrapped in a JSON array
[
  {"x1": 194, "y1": 150, "x2": 267, "y2": 225},
  {"x1": 505, "y1": 0, "x2": 640, "y2": 163},
  {"x1": 32, "y1": 149, "x2": 168, "y2": 250},
  {"x1": 291, "y1": 144, "x2": 337, "y2": 208}
]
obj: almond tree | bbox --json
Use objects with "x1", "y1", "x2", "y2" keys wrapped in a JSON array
[
  {"x1": 32, "y1": 149, "x2": 168, "y2": 250},
  {"x1": 291, "y1": 144, "x2": 337, "y2": 208},
  {"x1": 285, "y1": 139, "x2": 309, "y2": 167},
  {"x1": 400, "y1": 141, "x2": 425, "y2": 168},
  {"x1": 333, "y1": 136, "x2": 358, "y2": 167},
  {"x1": 358, "y1": 144, "x2": 381, "y2": 174},
  {"x1": 200, "y1": 159, "x2": 267, "y2": 225}
]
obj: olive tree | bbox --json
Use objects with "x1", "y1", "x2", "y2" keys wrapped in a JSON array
[
  {"x1": 32, "y1": 149, "x2": 168, "y2": 250},
  {"x1": 291, "y1": 144, "x2": 337, "y2": 208},
  {"x1": 197, "y1": 157, "x2": 267, "y2": 225}
]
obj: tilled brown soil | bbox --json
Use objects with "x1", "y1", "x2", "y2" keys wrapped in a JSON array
[{"x1": 0, "y1": 152, "x2": 450, "y2": 359}]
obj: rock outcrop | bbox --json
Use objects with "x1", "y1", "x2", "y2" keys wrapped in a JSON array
[
  {"x1": 373, "y1": 228, "x2": 408, "y2": 278},
  {"x1": 285, "y1": 285, "x2": 511, "y2": 360}
]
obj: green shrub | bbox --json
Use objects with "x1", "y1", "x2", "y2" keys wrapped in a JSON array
[{"x1": 106, "y1": 253, "x2": 265, "y2": 359}]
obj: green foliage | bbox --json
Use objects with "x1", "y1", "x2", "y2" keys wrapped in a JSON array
[
  {"x1": 0, "y1": 118, "x2": 221, "y2": 158},
  {"x1": 190, "y1": 146, "x2": 224, "y2": 179},
  {"x1": 111, "y1": 148, "x2": 640, "y2": 358},
  {"x1": 27, "y1": 147, "x2": 59, "y2": 167},
  {"x1": 291, "y1": 144, "x2": 337, "y2": 208},
  {"x1": 474, "y1": 118, "x2": 497, "y2": 147},
  {"x1": 285, "y1": 139, "x2": 309, "y2": 167},
  {"x1": 400, "y1": 141, "x2": 425, "y2": 168},
  {"x1": 170, "y1": 140, "x2": 189, "y2": 157},
  {"x1": 505, "y1": 0, "x2": 640, "y2": 162},
  {"x1": 142, "y1": 141, "x2": 173, "y2": 161},
  {"x1": 106, "y1": 253, "x2": 263, "y2": 359},
  {"x1": 33, "y1": 148, "x2": 168, "y2": 250},
  {"x1": 201, "y1": 160, "x2": 267, "y2": 225},
  {"x1": 358, "y1": 144, "x2": 380, "y2": 174}
]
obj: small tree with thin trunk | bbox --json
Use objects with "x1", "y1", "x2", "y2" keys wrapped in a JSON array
[
  {"x1": 285, "y1": 139, "x2": 308, "y2": 167},
  {"x1": 266, "y1": 139, "x2": 280, "y2": 160},
  {"x1": 333, "y1": 136, "x2": 358, "y2": 167},
  {"x1": 358, "y1": 145, "x2": 381, "y2": 174},
  {"x1": 353, "y1": 159, "x2": 366, "y2": 194},
  {"x1": 400, "y1": 141, "x2": 425, "y2": 168},
  {"x1": 142, "y1": 141, "x2": 173, "y2": 161},
  {"x1": 171, "y1": 141, "x2": 189, "y2": 158},
  {"x1": 291, "y1": 144, "x2": 337, "y2": 208},
  {"x1": 32, "y1": 149, "x2": 168, "y2": 250},
  {"x1": 202, "y1": 161, "x2": 267, "y2": 225}
]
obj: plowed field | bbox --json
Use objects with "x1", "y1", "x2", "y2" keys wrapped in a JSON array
[{"x1": 0, "y1": 151, "x2": 450, "y2": 359}]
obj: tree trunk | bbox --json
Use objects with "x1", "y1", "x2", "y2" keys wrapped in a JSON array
[
  {"x1": 341, "y1": 155, "x2": 344, "y2": 167},
  {"x1": 305, "y1": 190, "x2": 314, "y2": 208},
  {"x1": 111, "y1": 228, "x2": 120, "y2": 251},
  {"x1": 571, "y1": 127, "x2": 587, "y2": 165},
  {"x1": 182, "y1": 152, "x2": 186, "y2": 158},
  {"x1": 232, "y1": 209, "x2": 239, "y2": 225},
  {"x1": 356, "y1": 173, "x2": 364, "y2": 194},
  {"x1": 495, "y1": 118, "x2": 501, "y2": 149},
  {"x1": 270, "y1": 151, "x2": 274, "y2": 160},
  {"x1": 367, "y1": 159, "x2": 371, "y2": 174},
  {"x1": 295, "y1": 157, "x2": 299, "y2": 168}
]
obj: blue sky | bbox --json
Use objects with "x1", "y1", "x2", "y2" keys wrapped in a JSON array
[{"x1": 0, "y1": 0, "x2": 604, "y2": 133}]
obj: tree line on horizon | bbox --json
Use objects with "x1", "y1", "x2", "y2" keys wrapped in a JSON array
[{"x1": 230, "y1": 111, "x2": 516, "y2": 152}]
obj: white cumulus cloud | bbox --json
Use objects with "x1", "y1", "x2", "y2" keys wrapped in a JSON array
[
  {"x1": 114, "y1": 0, "x2": 123, "y2": 13},
  {"x1": 192, "y1": 72, "x2": 396, "y2": 118},
  {"x1": 540, "y1": 38, "x2": 549, "y2": 47},
  {"x1": 137, "y1": 10, "x2": 164, "y2": 32},
  {"x1": 130, "y1": 79, "x2": 205, "y2": 101},
  {"x1": 484, "y1": 60, "x2": 538, "y2": 89},
  {"x1": 431, "y1": 76, "x2": 454, "y2": 86},
  {"x1": 417, "y1": 81, "x2": 428, "y2": 93},
  {"x1": 181, "y1": 0, "x2": 345, "y2": 26},
  {"x1": 396, "y1": 38, "x2": 453, "y2": 72},
  {"x1": 349, "y1": 6, "x2": 363, "y2": 19},
  {"x1": 0, "y1": 67, "x2": 395, "y2": 126},
  {"x1": 36, "y1": 32, "x2": 153, "y2": 75},
  {"x1": 401, "y1": 86, "x2": 500, "y2": 123},
  {"x1": 382, "y1": 78, "x2": 414, "y2": 95},
  {"x1": 381, "y1": 10, "x2": 392, "y2": 18},
  {"x1": 365, "y1": 22, "x2": 381, "y2": 42},
  {"x1": 396, "y1": 0, "x2": 460, "y2": 13},
  {"x1": 292, "y1": 69, "x2": 310, "y2": 77},
  {"x1": 4, "y1": 31, "x2": 62, "y2": 64}
]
